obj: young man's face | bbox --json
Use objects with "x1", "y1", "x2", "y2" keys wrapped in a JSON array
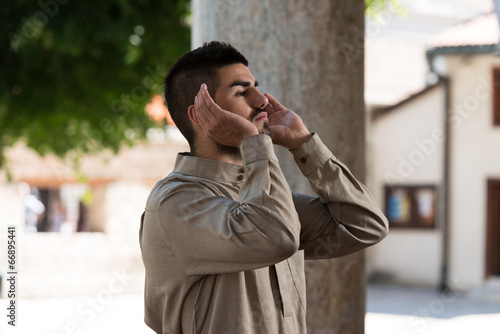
[{"x1": 214, "y1": 63, "x2": 270, "y2": 134}]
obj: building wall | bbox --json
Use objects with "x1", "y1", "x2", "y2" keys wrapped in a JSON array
[
  {"x1": 0, "y1": 137, "x2": 189, "y2": 298},
  {"x1": 367, "y1": 84, "x2": 446, "y2": 285},
  {"x1": 365, "y1": 37, "x2": 429, "y2": 106},
  {"x1": 447, "y1": 53, "x2": 500, "y2": 287},
  {"x1": 368, "y1": 52, "x2": 500, "y2": 288},
  {"x1": 364, "y1": 0, "x2": 492, "y2": 107}
]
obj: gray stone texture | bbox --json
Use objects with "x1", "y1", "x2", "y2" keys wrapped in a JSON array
[{"x1": 193, "y1": 1, "x2": 367, "y2": 332}]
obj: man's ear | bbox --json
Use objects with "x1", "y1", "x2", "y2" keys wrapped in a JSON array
[{"x1": 188, "y1": 104, "x2": 199, "y2": 125}]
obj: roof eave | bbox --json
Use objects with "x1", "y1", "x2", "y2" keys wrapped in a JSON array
[
  {"x1": 371, "y1": 79, "x2": 445, "y2": 122},
  {"x1": 427, "y1": 44, "x2": 499, "y2": 55}
]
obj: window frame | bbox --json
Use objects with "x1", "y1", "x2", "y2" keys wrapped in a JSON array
[{"x1": 384, "y1": 184, "x2": 437, "y2": 229}]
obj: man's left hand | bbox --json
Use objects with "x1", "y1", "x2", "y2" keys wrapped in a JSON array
[{"x1": 264, "y1": 93, "x2": 312, "y2": 150}]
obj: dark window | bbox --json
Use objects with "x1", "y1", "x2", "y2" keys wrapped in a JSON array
[
  {"x1": 493, "y1": 68, "x2": 500, "y2": 126},
  {"x1": 384, "y1": 185, "x2": 437, "y2": 229},
  {"x1": 486, "y1": 179, "x2": 500, "y2": 277}
]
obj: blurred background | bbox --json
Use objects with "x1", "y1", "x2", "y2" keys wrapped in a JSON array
[{"x1": 0, "y1": 0, "x2": 499, "y2": 333}]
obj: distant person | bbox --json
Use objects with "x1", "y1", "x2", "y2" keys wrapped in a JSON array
[
  {"x1": 49, "y1": 200, "x2": 66, "y2": 232},
  {"x1": 139, "y1": 41, "x2": 389, "y2": 334},
  {"x1": 19, "y1": 182, "x2": 45, "y2": 233}
]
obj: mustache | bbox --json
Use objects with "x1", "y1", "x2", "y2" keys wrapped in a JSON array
[{"x1": 250, "y1": 108, "x2": 267, "y2": 120}]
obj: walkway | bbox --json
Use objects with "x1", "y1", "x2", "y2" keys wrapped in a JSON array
[
  {"x1": 1, "y1": 283, "x2": 499, "y2": 333},
  {"x1": 366, "y1": 283, "x2": 500, "y2": 334}
]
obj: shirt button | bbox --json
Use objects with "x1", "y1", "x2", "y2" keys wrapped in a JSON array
[
  {"x1": 300, "y1": 157, "x2": 307, "y2": 163},
  {"x1": 237, "y1": 175, "x2": 244, "y2": 181},
  {"x1": 239, "y1": 167, "x2": 245, "y2": 173}
]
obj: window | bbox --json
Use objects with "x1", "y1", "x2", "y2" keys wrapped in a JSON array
[
  {"x1": 21, "y1": 183, "x2": 89, "y2": 233},
  {"x1": 493, "y1": 68, "x2": 500, "y2": 126},
  {"x1": 384, "y1": 185, "x2": 437, "y2": 229}
]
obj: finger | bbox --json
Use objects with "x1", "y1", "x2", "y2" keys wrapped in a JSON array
[
  {"x1": 264, "y1": 93, "x2": 286, "y2": 112},
  {"x1": 264, "y1": 100, "x2": 276, "y2": 116},
  {"x1": 194, "y1": 85, "x2": 213, "y2": 129},
  {"x1": 199, "y1": 84, "x2": 221, "y2": 119},
  {"x1": 195, "y1": 84, "x2": 206, "y2": 112},
  {"x1": 194, "y1": 85, "x2": 203, "y2": 109},
  {"x1": 196, "y1": 84, "x2": 217, "y2": 122},
  {"x1": 194, "y1": 97, "x2": 210, "y2": 132}
]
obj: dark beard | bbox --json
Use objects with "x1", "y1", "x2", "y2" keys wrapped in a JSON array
[{"x1": 216, "y1": 122, "x2": 271, "y2": 160}]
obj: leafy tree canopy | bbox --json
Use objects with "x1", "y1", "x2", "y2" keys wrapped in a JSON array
[
  {"x1": 365, "y1": 0, "x2": 405, "y2": 19},
  {"x1": 0, "y1": 0, "x2": 399, "y2": 172},
  {"x1": 0, "y1": 0, "x2": 190, "y2": 169}
]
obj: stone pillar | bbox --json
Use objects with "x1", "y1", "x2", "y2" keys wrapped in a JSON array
[{"x1": 193, "y1": 1, "x2": 366, "y2": 332}]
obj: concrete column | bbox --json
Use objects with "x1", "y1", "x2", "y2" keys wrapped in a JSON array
[{"x1": 193, "y1": 1, "x2": 366, "y2": 332}]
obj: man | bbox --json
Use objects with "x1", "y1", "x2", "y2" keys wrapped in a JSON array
[{"x1": 139, "y1": 41, "x2": 388, "y2": 334}]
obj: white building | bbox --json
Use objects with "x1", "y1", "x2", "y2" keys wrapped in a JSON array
[
  {"x1": 365, "y1": 0, "x2": 493, "y2": 108},
  {"x1": 367, "y1": 10, "x2": 500, "y2": 289}
]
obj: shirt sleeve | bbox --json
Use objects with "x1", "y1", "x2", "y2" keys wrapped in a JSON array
[
  {"x1": 291, "y1": 133, "x2": 389, "y2": 260},
  {"x1": 143, "y1": 134, "x2": 301, "y2": 277}
]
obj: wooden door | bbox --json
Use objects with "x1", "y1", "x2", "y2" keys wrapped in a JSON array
[{"x1": 486, "y1": 179, "x2": 500, "y2": 277}]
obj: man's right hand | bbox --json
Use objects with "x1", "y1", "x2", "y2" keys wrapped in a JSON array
[{"x1": 194, "y1": 84, "x2": 259, "y2": 148}]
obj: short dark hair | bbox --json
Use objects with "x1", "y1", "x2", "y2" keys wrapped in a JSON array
[{"x1": 164, "y1": 41, "x2": 249, "y2": 150}]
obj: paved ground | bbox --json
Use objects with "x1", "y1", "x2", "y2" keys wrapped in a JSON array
[
  {"x1": 0, "y1": 294, "x2": 154, "y2": 334},
  {"x1": 366, "y1": 283, "x2": 500, "y2": 334},
  {"x1": 0, "y1": 283, "x2": 499, "y2": 333}
]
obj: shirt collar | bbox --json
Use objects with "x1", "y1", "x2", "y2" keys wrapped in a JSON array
[{"x1": 172, "y1": 152, "x2": 245, "y2": 183}]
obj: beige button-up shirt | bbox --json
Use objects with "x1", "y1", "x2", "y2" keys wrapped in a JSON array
[{"x1": 140, "y1": 134, "x2": 388, "y2": 334}]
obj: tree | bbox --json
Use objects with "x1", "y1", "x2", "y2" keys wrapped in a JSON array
[
  {"x1": 0, "y1": 1, "x2": 190, "y2": 172},
  {"x1": 366, "y1": 0, "x2": 404, "y2": 18}
]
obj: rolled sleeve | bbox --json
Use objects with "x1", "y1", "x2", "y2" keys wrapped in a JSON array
[{"x1": 241, "y1": 134, "x2": 277, "y2": 164}]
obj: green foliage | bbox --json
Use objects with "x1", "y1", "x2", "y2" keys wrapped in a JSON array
[
  {"x1": 365, "y1": 0, "x2": 405, "y2": 19},
  {"x1": 0, "y1": 0, "x2": 190, "y2": 165}
]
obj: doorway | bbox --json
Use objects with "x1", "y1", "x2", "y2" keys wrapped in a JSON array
[{"x1": 486, "y1": 179, "x2": 500, "y2": 277}]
